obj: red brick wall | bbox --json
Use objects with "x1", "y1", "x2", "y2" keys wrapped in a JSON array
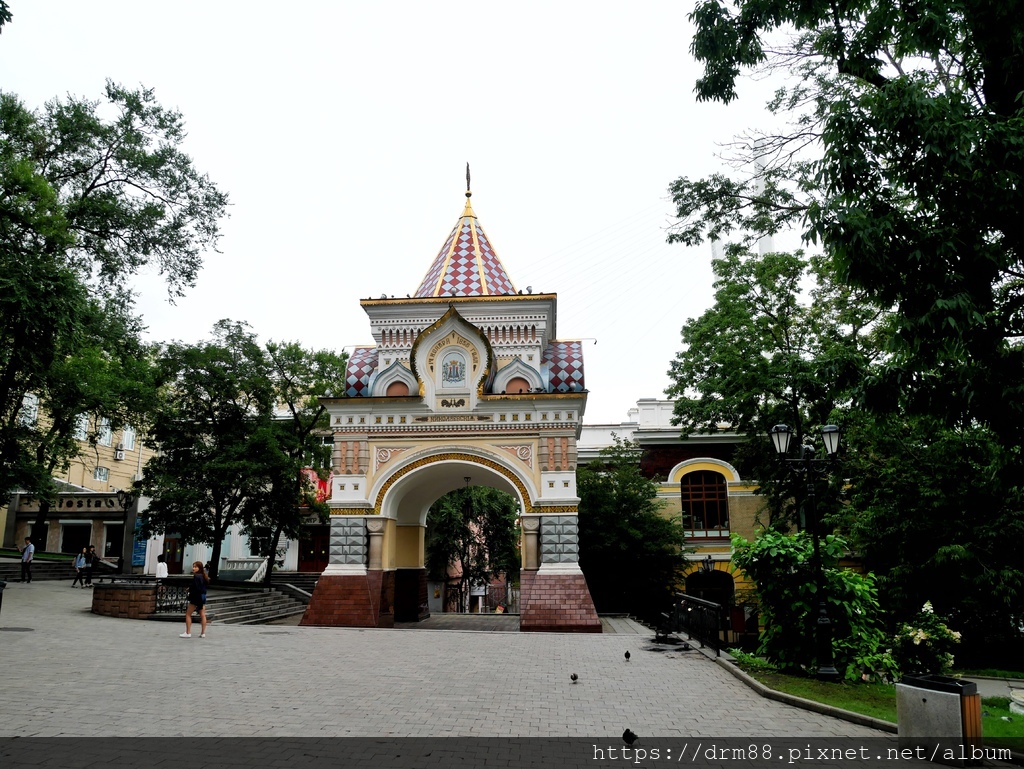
[
  {"x1": 301, "y1": 571, "x2": 396, "y2": 628},
  {"x1": 520, "y1": 571, "x2": 602, "y2": 633},
  {"x1": 91, "y1": 584, "x2": 157, "y2": 619}
]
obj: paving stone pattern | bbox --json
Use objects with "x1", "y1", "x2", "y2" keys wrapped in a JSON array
[{"x1": 0, "y1": 581, "x2": 891, "y2": 738}]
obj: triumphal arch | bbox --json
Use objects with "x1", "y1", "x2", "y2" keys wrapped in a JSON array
[{"x1": 301, "y1": 187, "x2": 600, "y2": 631}]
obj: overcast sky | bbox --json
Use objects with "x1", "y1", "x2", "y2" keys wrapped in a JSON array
[{"x1": 1, "y1": 1, "x2": 780, "y2": 425}]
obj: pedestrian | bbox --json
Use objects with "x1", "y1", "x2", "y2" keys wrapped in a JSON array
[
  {"x1": 18, "y1": 537, "x2": 34, "y2": 583},
  {"x1": 72, "y1": 547, "x2": 87, "y2": 587},
  {"x1": 84, "y1": 544, "x2": 97, "y2": 587},
  {"x1": 155, "y1": 553, "x2": 168, "y2": 581},
  {"x1": 180, "y1": 560, "x2": 209, "y2": 639}
]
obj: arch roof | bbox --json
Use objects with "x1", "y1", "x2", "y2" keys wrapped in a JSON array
[{"x1": 413, "y1": 193, "x2": 516, "y2": 298}]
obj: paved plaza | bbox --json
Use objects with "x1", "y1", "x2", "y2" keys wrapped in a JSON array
[{"x1": 0, "y1": 580, "x2": 895, "y2": 739}]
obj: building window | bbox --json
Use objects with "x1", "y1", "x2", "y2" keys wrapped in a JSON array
[
  {"x1": 248, "y1": 527, "x2": 272, "y2": 557},
  {"x1": 681, "y1": 470, "x2": 729, "y2": 539},
  {"x1": 98, "y1": 418, "x2": 113, "y2": 446},
  {"x1": 94, "y1": 467, "x2": 110, "y2": 482},
  {"x1": 19, "y1": 394, "x2": 39, "y2": 427},
  {"x1": 73, "y1": 414, "x2": 89, "y2": 440},
  {"x1": 121, "y1": 425, "x2": 136, "y2": 451}
]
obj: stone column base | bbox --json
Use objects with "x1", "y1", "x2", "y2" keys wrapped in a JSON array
[
  {"x1": 519, "y1": 570, "x2": 602, "y2": 633},
  {"x1": 300, "y1": 571, "x2": 395, "y2": 627}
]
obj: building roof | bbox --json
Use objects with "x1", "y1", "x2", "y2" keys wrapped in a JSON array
[
  {"x1": 413, "y1": 193, "x2": 517, "y2": 298},
  {"x1": 542, "y1": 341, "x2": 585, "y2": 392},
  {"x1": 344, "y1": 346, "x2": 379, "y2": 397}
]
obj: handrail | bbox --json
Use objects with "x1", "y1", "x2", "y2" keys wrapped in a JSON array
[
  {"x1": 670, "y1": 592, "x2": 724, "y2": 657},
  {"x1": 248, "y1": 557, "x2": 269, "y2": 583}
]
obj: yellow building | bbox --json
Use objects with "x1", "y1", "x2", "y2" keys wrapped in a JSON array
[{"x1": 3, "y1": 403, "x2": 155, "y2": 566}]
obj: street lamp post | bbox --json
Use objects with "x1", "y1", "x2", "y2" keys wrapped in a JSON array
[{"x1": 769, "y1": 423, "x2": 841, "y2": 682}]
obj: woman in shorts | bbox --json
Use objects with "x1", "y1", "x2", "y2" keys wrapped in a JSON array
[{"x1": 180, "y1": 561, "x2": 209, "y2": 638}]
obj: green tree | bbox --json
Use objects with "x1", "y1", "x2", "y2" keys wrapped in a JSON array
[
  {"x1": 671, "y1": 0, "x2": 1024, "y2": 658},
  {"x1": 732, "y1": 529, "x2": 893, "y2": 681},
  {"x1": 241, "y1": 341, "x2": 348, "y2": 584},
  {"x1": 577, "y1": 438, "x2": 688, "y2": 622},
  {"x1": 425, "y1": 486, "x2": 520, "y2": 611},
  {"x1": 675, "y1": 0, "x2": 1024, "y2": 459},
  {"x1": 842, "y1": 413, "x2": 1024, "y2": 665},
  {"x1": 0, "y1": 83, "x2": 227, "y2": 498},
  {"x1": 138, "y1": 322, "x2": 348, "y2": 580},
  {"x1": 25, "y1": 297, "x2": 158, "y2": 544},
  {"x1": 666, "y1": 248, "x2": 878, "y2": 527},
  {"x1": 137, "y1": 321, "x2": 277, "y2": 578}
]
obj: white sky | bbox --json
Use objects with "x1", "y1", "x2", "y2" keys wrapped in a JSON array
[{"x1": 1, "y1": 1, "x2": 779, "y2": 425}]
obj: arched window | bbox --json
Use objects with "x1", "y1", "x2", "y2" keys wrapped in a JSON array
[
  {"x1": 386, "y1": 381, "x2": 410, "y2": 397},
  {"x1": 680, "y1": 470, "x2": 729, "y2": 539},
  {"x1": 505, "y1": 376, "x2": 530, "y2": 394}
]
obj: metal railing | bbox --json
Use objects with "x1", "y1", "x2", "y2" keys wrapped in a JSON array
[
  {"x1": 155, "y1": 580, "x2": 191, "y2": 613},
  {"x1": 664, "y1": 592, "x2": 724, "y2": 656}
]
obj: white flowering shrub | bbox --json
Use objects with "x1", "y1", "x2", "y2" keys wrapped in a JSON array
[{"x1": 891, "y1": 601, "x2": 961, "y2": 677}]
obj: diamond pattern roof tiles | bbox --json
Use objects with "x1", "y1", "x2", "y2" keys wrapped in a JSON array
[
  {"x1": 542, "y1": 341, "x2": 585, "y2": 393},
  {"x1": 344, "y1": 347, "x2": 378, "y2": 397},
  {"x1": 414, "y1": 196, "x2": 516, "y2": 298}
]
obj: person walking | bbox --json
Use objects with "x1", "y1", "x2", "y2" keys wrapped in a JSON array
[
  {"x1": 84, "y1": 545, "x2": 98, "y2": 587},
  {"x1": 71, "y1": 547, "x2": 87, "y2": 587},
  {"x1": 18, "y1": 537, "x2": 34, "y2": 583},
  {"x1": 180, "y1": 561, "x2": 209, "y2": 639}
]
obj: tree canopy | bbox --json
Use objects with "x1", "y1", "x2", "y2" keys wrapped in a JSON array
[
  {"x1": 425, "y1": 486, "x2": 520, "y2": 611},
  {"x1": 1, "y1": 83, "x2": 228, "y2": 499},
  {"x1": 577, "y1": 438, "x2": 688, "y2": 622},
  {"x1": 137, "y1": 321, "x2": 347, "y2": 579},
  {"x1": 668, "y1": 0, "x2": 1024, "y2": 661},
  {"x1": 676, "y1": 0, "x2": 1024, "y2": 448}
]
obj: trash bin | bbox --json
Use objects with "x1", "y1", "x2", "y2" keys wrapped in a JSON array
[{"x1": 896, "y1": 674, "x2": 982, "y2": 766}]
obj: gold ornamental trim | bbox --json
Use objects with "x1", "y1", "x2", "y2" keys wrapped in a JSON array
[
  {"x1": 373, "y1": 451, "x2": 535, "y2": 514},
  {"x1": 330, "y1": 508, "x2": 377, "y2": 516}
]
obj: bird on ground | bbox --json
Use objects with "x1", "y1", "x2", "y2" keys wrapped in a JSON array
[
  {"x1": 570, "y1": 673, "x2": 578, "y2": 684},
  {"x1": 622, "y1": 729, "x2": 639, "y2": 746},
  {"x1": 624, "y1": 650, "x2": 631, "y2": 662}
]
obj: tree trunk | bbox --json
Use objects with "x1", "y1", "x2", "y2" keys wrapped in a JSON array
[
  {"x1": 262, "y1": 521, "x2": 286, "y2": 586},
  {"x1": 30, "y1": 499, "x2": 50, "y2": 551}
]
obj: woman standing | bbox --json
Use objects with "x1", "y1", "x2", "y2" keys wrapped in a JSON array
[
  {"x1": 71, "y1": 547, "x2": 87, "y2": 587},
  {"x1": 180, "y1": 561, "x2": 209, "y2": 639}
]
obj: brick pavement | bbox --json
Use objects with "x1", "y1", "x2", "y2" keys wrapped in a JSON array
[{"x1": 0, "y1": 581, "x2": 891, "y2": 739}]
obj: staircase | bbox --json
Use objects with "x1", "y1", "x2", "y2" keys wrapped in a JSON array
[
  {"x1": 268, "y1": 571, "x2": 320, "y2": 603},
  {"x1": 203, "y1": 589, "x2": 307, "y2": 625},
  {"x1": 0, "y1": 559, "x2": 75, "y2": 582}
]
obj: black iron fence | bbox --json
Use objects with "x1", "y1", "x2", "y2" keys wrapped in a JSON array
[
  {"x1": 662, "y1": 592, "x2": 724, "y2": 656},
  {"x1": 155, "y1": 579, "x2": 192, "y2": 613}
]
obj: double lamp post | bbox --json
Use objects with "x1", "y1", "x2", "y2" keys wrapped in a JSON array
[{"x1": 769, "y1": 423, "x2": 841, "y2": 682}]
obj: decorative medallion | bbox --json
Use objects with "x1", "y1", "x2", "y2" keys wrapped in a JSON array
[
  {"x1": 375, "y1": 447, "x2": 409, "y2": 471},
  {"x1": 496, "y1": 444, "x2": 533, "y2": 469}
]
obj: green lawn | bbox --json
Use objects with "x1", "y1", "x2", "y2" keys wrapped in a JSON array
[{"x1": 737, "y1": 665, "x2": 1024, "y2": 739}]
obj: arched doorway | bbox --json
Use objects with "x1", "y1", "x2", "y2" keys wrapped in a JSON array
[
  {"x1": 378, "y1": 453, "x2": 527, "y2": 623},
  {"x1": 424, "y1": 484, "x2": 520, "y2": 614}
]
